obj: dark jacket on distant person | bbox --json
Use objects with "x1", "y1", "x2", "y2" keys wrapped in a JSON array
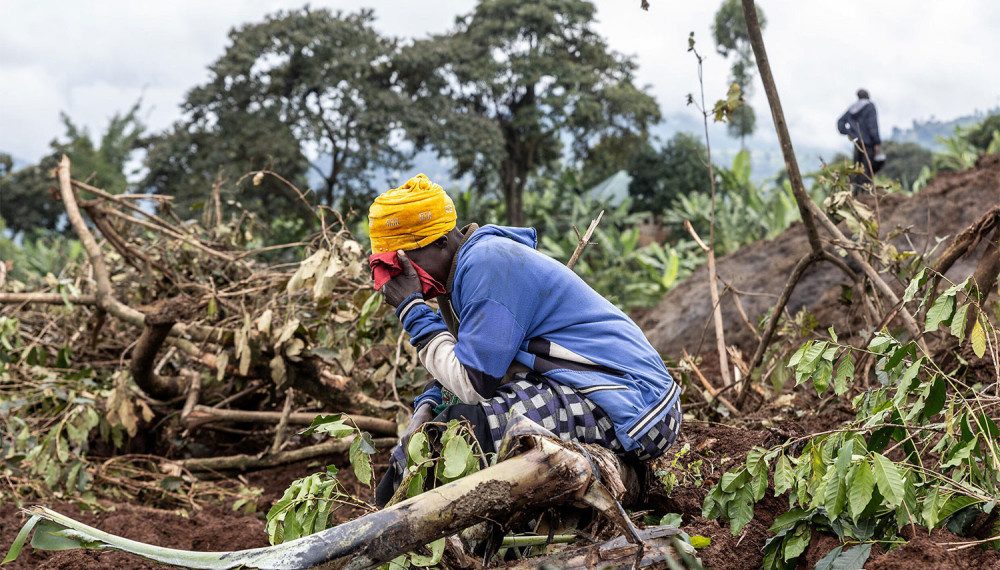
[{"x1": 837, "y1": 98, "x2": 881, "y2": 150}]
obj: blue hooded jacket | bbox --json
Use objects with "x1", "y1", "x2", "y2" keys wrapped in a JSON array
[{"x1": 399, "y1": 225, "x2": 680, "y2": 452}]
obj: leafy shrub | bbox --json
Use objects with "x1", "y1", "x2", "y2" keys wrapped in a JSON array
[{"x1": 702, "y1": 272, "x2": 1000, "y2": 569}]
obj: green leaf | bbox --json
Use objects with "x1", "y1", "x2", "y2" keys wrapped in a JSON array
[
  {"x1": 768, "y1": 508, "x2": 810, "y2": 534},
  {"x1": 833, "y1": 354, "x2": 854, "y2": 396},
  {"x1": 950, "y1": 303, "x2": 970, "y2": 342},
  {"x1": 922, "y1": 376, "x2": 947, "y2": 419},
  {"x1": 720, "y1": 469, "x2": 750, "y2": 493},
  {"x1": 813, "y1": 360, "x2": 833, "y2": 394},
  {"x1": 727, "y1": 490, "x2": 754, "y2": 534},
  {"x1": 924, "y1": 294, "x2": 955, "y2": 332},
  {"x1": 815, "y1": 543, "x2": 872, "y2": 570},
  {"x1": 971, "y1": 318, "x2": 987, "y2": 358},
  {"x1": 823, "y1": 469, "x2": 847, "y2": 520},
  {"x1": 299, "y1": 414, "x2": 354, "y2": 438},
  {"x1": 872, "y1": 454, "x2": 905, "y2": 508},
  {"x1": 442, "y1": 435, "x2": 472, "y2": 479},
  {"x1": 349, "y1": 432, "x2": 376, "y2": 486},
  {"x1": 659, "y1": 513, "x2": 683, "y2": 527},
  {"x1": 773, "y1": 454, "x2": 794, "y2": 496},
  {"x1": 406, "y1": 432, "x2": 430, "y2": 465},
  {"x1": 938, "y1": 495, "x2": 982, "y2": 522},
  {"x1": 782, "y1": 524, "x2": 811, "y2": 561},
  {"x1": 3, "y1": 515, "x2": 41, "y2": 563},
  {"x1": 689, "y1": 535, "x2": 712, "y2": 549},
  {"x1": 902, "y1": 268, "x2": 926, "y2": 303},
  {"x1": 848, "y1": 461, "x2": 875, "y2": 519},
  {"x1": 409, "y1": 538, "x2": 445, "y2": 567}
]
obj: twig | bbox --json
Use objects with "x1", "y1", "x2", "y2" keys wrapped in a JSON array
[
  {"x1": 0, "y1": 293, "x2": 97, "y2": 305},
  {"x1": 682, "y1": 351, "x2": 739, "y2": 415},
  {"x1": 180, "y1": 370, "x2": 202, "y2": 421},
  {"x1": 183, "y1": 405, "x2": 398, "y2": 435},
  {"x1": 178, "y1": 436, "x2": 396, "y2": 471},
  {"x1": 685, "y1": 220, "x2": 732, "y2": 388},
  {"x1": 270, "y1": 388, "x2": 295, "y2": 454},
  {"x1": 566, "y1": 210, "x2": 604, "y2": 269}
]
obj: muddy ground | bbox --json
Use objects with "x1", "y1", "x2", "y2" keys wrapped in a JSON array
[
  {"x1": 4, "y1": 161, "x2": 999, "y2": 568},
  {"x1": 642, "y1": 153, "x2": 1000, "y2": 357},
  {"x1": 4, "y1": 403, "x2": 998, "y2": 569}
]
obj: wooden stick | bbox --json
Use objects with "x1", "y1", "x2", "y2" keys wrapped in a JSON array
[
  {"x1": 682, "y1": 352, "x2": 739, "y2": 415},
  {"x1": 178, "y1": 436, "x2": 396, "y2": 472},
  {"x1": 183, "y1": 405, "x2": 398, "y2": 436},
  {"x1": 269, "y1": 388, "x2": 295, "y2": 455},
  {"x1": 685, "y1": 220, "x2": 732, "y2": 389},
  {"x1": 566, "y1": 210, "x2": 604, "y2": 269},
  {"x1": 0, "y1": 293, "x2": 97, "y2": 305}
]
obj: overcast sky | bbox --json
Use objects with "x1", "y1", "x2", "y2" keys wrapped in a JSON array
[{"x1": 3, "y1": 0, "x2": 1000, "y2": 166}]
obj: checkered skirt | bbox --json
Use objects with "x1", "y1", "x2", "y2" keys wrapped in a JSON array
[{"x1": 481, "y1": 373, "x2": 681, "y2": 461}]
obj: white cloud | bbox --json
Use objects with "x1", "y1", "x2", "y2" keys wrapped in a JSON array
[{"x1": 1, "y1": 0, "x2": 998, "y2": 169}]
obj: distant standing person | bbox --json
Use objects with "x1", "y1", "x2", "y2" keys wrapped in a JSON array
[{"x1": 837, "y1": 89, "x2": 885, "y2": 187}]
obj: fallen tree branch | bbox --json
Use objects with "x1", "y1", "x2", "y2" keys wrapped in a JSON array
[
  {"x1": 56, "y1": 156, "x2": 232, "y2": 347},
  {"x1": 182, "y1": 405, "x2": 397, "y2": 435},
  {"x1": 178, "y1": 436, "x2": 396, "y2": 472},
  {"x1": 130, "y1": 299, "x2": 191, "y2": 400},
  {"x1": 0, "y1": 293, "x2": 96, "y2": 305}
]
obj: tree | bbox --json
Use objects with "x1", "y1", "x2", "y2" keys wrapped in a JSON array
[
  {"x1": 396, "y1": 0, "x2": 660, "y2": 225},
  {"x1": 143, "y1": 8, "x2": 410, "y2": 218},
  {"x1": 627, "y1": 133, "x2": 710, "y2": 214},
  {"x1": 880, "y1": 141, "x2": 932, "y2": 189},
  {"x1": 1, "y1": 104, "x2": 143, "y2": 236},
  {"x1": 965, "y1": 113, "x2": 1000, "y2": 152},
  {"x1": 712, "y1": 0, "x2": 766, "y2": 144}
]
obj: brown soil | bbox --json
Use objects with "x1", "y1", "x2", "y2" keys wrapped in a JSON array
[
  {"x1": 642, "y1": 153, "x2": 1000, "y2": 358},
  {"x1": 0, "y1": 502, "x2": 266, "y2": 570},
  {"x1": 0, "y1": 449, "x2": 391, "y2": 569}
]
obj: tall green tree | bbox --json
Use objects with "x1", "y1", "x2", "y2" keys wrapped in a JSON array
[
  {"x1": 1, "y1": 104, "x2": 143, "y2": 236},
  {"x1": 143, "y1": 8, "x2": 410, "y2": 218},
  {"x1": 880, "y1": 141, "x2": 933, "y2": 189},
  {"x1": 396, "y1": 0, "x2": 660, "y2": 225},
  {"x1": 712, "y1": 0, "x2": 766, "y2": 144},
  {"x1": 627, "y1": 132, "x2": 710, "y2": 214}
]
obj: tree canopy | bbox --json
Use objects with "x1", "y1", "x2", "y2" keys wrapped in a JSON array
[
  {"x1": 1, "y1": 103, "x2": 143, "y2": 236},
  {"x1": 143, "y1": 8, "x2": 410, "y2": 219},
  {"x1": 628, "y1": 132, "x2": 710, "y2": 214},
  {"x1": 396, "y1": 0, "x2": 660, "y2": 225},
  {"x1": 712, "y1": 0, "x2": 766, "y2": 143}
]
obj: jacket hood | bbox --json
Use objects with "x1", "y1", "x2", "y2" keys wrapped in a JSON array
[
  {"x1": 848, "y1": 99, "x2": 871, "y2": 115},
  {"x1": 463, "y1": 224, "x2": 538, "y2": 250}
]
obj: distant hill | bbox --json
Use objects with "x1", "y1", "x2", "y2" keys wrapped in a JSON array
[{"x1": 889, "y1": 108, "x2": 1000, "y2": 150}]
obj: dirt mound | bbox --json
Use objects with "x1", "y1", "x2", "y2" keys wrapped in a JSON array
[
  {"x1": 642, "y1": 154, "x2": 1000, "y2": 359},
  {"x1": 0, "y1": 502, "x2": 266, "y2": 570}
]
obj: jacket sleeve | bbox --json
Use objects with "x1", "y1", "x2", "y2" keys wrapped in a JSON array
[{"x1": 398, "y1": 296, "x2": 525, "y2": 404}]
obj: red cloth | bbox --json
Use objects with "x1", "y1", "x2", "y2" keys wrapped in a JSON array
[{"x1": 369, "y1": 252, "x2": 446, "y2": 299}]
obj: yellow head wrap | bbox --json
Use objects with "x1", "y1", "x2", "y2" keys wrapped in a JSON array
[{"x1": 368, "y1": 174, "x2": 457, "y2": 254}]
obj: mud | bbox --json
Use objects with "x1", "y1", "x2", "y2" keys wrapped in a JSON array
[{"x1": 643, "y1": 153, "x2": 1000, "y2": 358}]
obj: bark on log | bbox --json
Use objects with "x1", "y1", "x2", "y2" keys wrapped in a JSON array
[{"x1": 130, "y1": 298, "x2": 191, "y2": 400}]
